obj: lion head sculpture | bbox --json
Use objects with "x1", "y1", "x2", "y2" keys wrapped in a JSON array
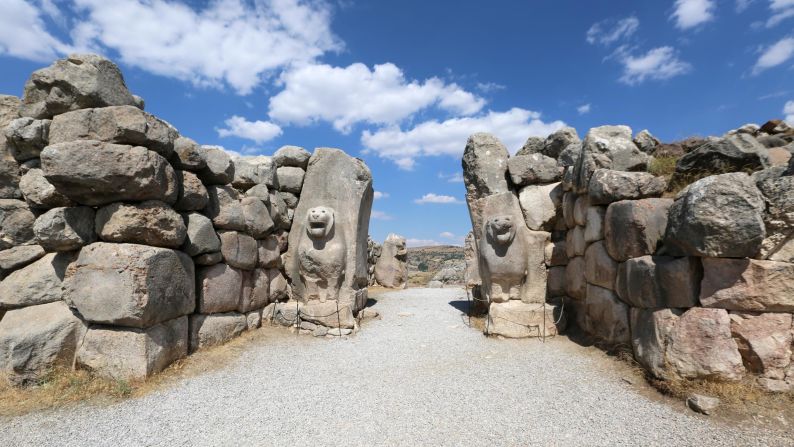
[
  {"x1": 485, "y1": 214, "x2": 517, "y2": 247},
  {"x1": 306, "y1": 206, "x2": 335, "y2": 239}
]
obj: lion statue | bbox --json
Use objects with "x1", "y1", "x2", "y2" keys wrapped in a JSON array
[
  {"x1": 479, "y1": 214, "x2": 529, "y2": 303},
  {"x1": 298, "y1": 206, "x2": 346, "y2": 302}
]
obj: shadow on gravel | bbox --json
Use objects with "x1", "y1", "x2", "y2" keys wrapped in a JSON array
[
  {"x1": 447, "y1": 300, "x2": 470, "y2": 314},
  {"x1": 365, "y1": 298, "x2": 378, "y2": 308}
]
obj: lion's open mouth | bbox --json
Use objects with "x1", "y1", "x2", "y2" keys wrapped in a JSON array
[{"x1": 309, "y1": 221, "x2": 326, "y2": 229}]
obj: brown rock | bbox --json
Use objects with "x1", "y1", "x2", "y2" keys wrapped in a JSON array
[{"x1": 700, "y1": 258, "x2": 794, "y2": 312}]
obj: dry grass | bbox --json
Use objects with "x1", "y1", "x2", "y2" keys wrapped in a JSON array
[
  {"x1": 407, "y1": 271, "x2": 435, "y2": 287},
  {"x1": 648, "y1": 155, "x2": 679, "y2": 178}
]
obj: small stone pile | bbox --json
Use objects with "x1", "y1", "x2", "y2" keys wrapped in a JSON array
[{"x1": 0, "y1": 54, "x2": 313, "y2": 384}]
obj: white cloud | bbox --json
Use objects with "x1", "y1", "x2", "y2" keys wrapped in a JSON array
[
  {"x1": 370, "y1": 210, "x2": 393, "y2": 220},
  {"x1": 361, "y1": 108, "x2": 565, "y2": 169},
  {"x1": 736, "y1": 0, "x2": 755, "y2": 12},
  {"x1": 439, "y1": 231, "x2": 456, "y2": 239},
  {"x1": 476, "y1": 82, "x2": 506, "y2": 93},
  {"x1": 752, "y1": 36, "x2": 794, "y2": 74},
  {"x1": 617, "y1": 46, "x2": 692, "y2": 85},
  {"x1": 671, "y1": 0, "x2": 716, "y2": 29},
  {"x1": 66, "y1": 0, "x2": 341, "y2": 95},
  {"x1": 586, "y1": 16, "x2": 639, "y2": 45},
  {"x1": 217, "y1": 116, "x2": 282, "y2": 143},
  {"x1": 406, "y1": 238, "x2": 442, "y2": 247},
  {"x1": 438, "y1": 172, "x2": 464, "y2": 183},
  {"x1": 373, "y1": 191, "x2": 390, "y2": 200},
  {"x1": 268, "y1": 62, "x2": 485, "y2": 133},
  {"x1": 577, "y1": 103, "x2": 591, "y2": 115},
  {"x1": 414, "y1": 193, "x2": 463, "y2": 205},
  {"x1": 784, "y1": 100, "x2": 794, "y2": 124},
  {"x1": 766, "y1": 0, "x2": 794, "y2": 26},
  {"x1": 0, "y1": 0, "x2": 73, "y2": 61}
]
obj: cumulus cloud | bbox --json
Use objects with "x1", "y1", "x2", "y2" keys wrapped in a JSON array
[
  {"x1": 2, "y1": 0, "x2": 341, "y2": 95},
  {"x1": 370, "y1": 210, "x2": 393, "y2": 220},
  {"x1": 752, "y1": 36, "x2": 794, "y2": 74},
  {"x1": 406, "y1": 238, "x2": 443, "y2": 247},
  {"x1": 414, "y1": 193, "x2": 463, "y2": 204},
  {"x1": 671, "y1": 0, "x2": 716, "y2": 29},
  {"x1": 361, "y1": 108, "x2": 565, "y2": 169},
  {"x1": 268, "y1": 62, "x2": 485, "y2": 133},
  {"x1": 439, "y1": 231, "x2": 456, "y2": 239},
  {"x1": 373, "y1": 191, "x2": 390, "y2": 200},
  {"x1": 616, "y1": 46, "x2": 692, "y2": 85},
  {"x1": 767, "y1": 0, "x2": 794, "y2": 27},
  {"x1": 0, "y1": 0, "x2": 73, "y2": 61},
  {"x1": 784, "y1": 100, "x2": 794, "y2": 124},
  {"x1": 577, "y1": 103, "x2": 592, "y2": 115},
  {"x1": 438, "y1": 172, "x2": 464, "y2": 183},
  {"x1": 586, "y1": 16, "x2": 639, "y2": 45},
  {"x1": 217, "y1": 116, "x2": 282, "y2": 143}
]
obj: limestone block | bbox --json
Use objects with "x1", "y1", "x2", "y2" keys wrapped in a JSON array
[
  {"x1": 730, "y1": 312, "x2": 792, "y2": 379},
  {"x1": 0, "y1": 199, "x2": 35, "y2": 249},
  {"x1": 0, "y1": 252, "x2": 74, "y2": 309},
  {"x1": 584, "y1": 241, "x2": 617, "y2": 291},
  {"x1": 585, "y1": 284, "x2": 629, "y2": 344},
  {"x1": 700, "y1": 258, "x2": 794, "y2": 312},
  {"x1": 486, "y1": 301, "x2": 564, "y2": 338},
  {"x1": 587, "y1": 169, "x2": 665, "y2": 205},
  {"x1": 605, "y1": 198, "x2": 672, "y2": 262},
  {"x1": 34, "y1": 206, "x2": 96, "y2": 251},
  {"x1": 182, "y1": 212, "x2": 220, "y2": 256},
  {"x1": 174, "y1": 170, "x2": 208, "y2": 211},
  {"x1": 518, "y1": 182, "x2": 562, "y2": 230},
  {"x1": 219, "y1": 231, "x2": 258, "y2": 270},
  {"x1": 95, "y1": 201, "x2": 185, "y2": 248},
  {"x1": 188, "y1": 313, "x2": 246, "y2": 353},
  {"x1": 196, "y1": 263, "x2": 243, "y2": 314},
  {"x1": 615, "y1": 256, "x2": 701, "y2": 308}
]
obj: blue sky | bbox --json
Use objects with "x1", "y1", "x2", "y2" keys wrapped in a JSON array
[{"x1": 1, "y1": 0, "x2": 793, "y2": 246}]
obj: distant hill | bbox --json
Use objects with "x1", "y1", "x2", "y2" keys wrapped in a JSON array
[{"x1": 406, "y1": 245, "x2": 464, "y2": 287}]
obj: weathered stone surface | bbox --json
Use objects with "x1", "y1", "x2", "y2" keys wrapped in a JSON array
[
  {"x1": 257, "y1": 235, "x2": 281, "y2": 268},
  {"x1": 174, "y1": 170, "x2": 208, "y2": 211},
  {"x1": 276, "y1": 166, "x2": 305, "y2": 194},
  {"x1": 48, "y1": 106, "x2": 177, "y2": 157},
  {"x1": 518, "y1": 182, "x2": 562, "y2": 231},
  {"x1": 0, "y1": 95, "x2": 21, "y2": 125},
  {"x1": 616, "y1": 256, "x2": 701, "y2": 308},
  {"x1": 19, "y1": 168, "x2": 73, "y2": 209},
  {"x1": 687, "y1": 394, "x2": 720, "y2": 415},
  {"x1": 584, "y1": 206, "x2": 606, "y2": 242},
  {"x1": 508, "y1": 153, "x2": 560, "y2": 186},
  {"x1": 374, "y1": 233, "x2": 407, "y2": 288},
  {"x1": 486, "y1": 301, "x2": 564, "y2": 338},
  {"x1": 0, "y1": 151, "x2": 21, "y2": 200},
  {"x1": 633, "y1": 129, "x2": 660, "y2": 153},
  {"x1": 64, "y1": 243, "x2": 194, "y2": 328},
  {"x1": 666, "y1": 308, "x2": 745, "y2": 381},
  {"x1": 605, "y1": 199, "x2": 672, "y2": 262},
  {"x1": 4, "y1": 117, "x2": 50, "y2": 161},
  {"x1": 573, "y1": 195, "x2": 588, "y2": 226},
  {"x1": 246, "y1": 309, "x2": 262, "y2": 330},
  {"x1": 197, "y1": 146, "x2": 234, "y2": 185},
  {"x1": 41, "y1": 141, "x2": 176, "y2": 206},
  {"x1": 299, "y1": 301, "x2": 356, "y2": 329},
  {"x1": 547, "y1": 266, "x2": 566, "y2": 297},
  {"x1": 241, "y1": 197, "x2": 274, "y2": 238},
  {"x1": 170, "y1": 136, "x2": 206, "y2": 171},
  {"x1": 268, "y1": 268, "x2": 289, "y2": 301},
  {"x1": 76, "y1": 316, "x2": 187, "y2": 380},
  {"x1": 95, "y1": 201, "x2": 185, "y2": 248},
  {"x1": 34, "y1": 206, "x2": 96, "y2": 251},
  {"x1": 19, "y1": 54, "x2": 136, "y2": 119},
  {"x1": 565, "y1": 225, "x2": 586, "y2": 257},
  {"x1": 0, "y1": 245, "x2": 45, "y2": 277},
  {"x1": 630, "y1": 307, "x2": 682, "y2": 379},
  {"x1": 0, "y1": 301, "x2": 86, "y2": 385},
  {"x1": 700, "y1": 258, "x2": 794, "y2": 312},
  {"x1": 543, "y1": 127, "x2": 580, "y2": 160},
  {"x1": 0, "y1": 199, "x2": 35, "y2": 249},
  {"x1": 188, "y1": 313, "x2": 246, "y2": 353},
  {"x1": 544, "y1": 239, "x2": 568, "y2": 266},
  {"x1": 205, "y1": 185, "x2": 245, "y2": 231},
  {"x1": 565, "y1": 256, "x2": 586, "y2": 300},
  {"x1": 587, "y1": 169, "x2": 665, "y2": 205},
  {"x1": 585, "y1": 284, "x2": 630, "y2": 344},
  {"x1": 18, "y1": 158, "x2": 40, "y2": 174},
  {"x1": 664, "y1": 173, "x2": 765, "y2": 258},
  {"x1": 670, "y1": 134, "x2": 769, "y2": 187},
  {"x1": 246, "y1": 183, "x2": 270, "y2": 202},
  {"x1": 279, "y1": 191, "x2": 298, "y2": 209},
  {"x1": 0, "y1": 252, "x2": 74, "y2": 309},
  {"x1": 755, "y1": 170, "x2": 794, "y2": 262},
  {"x1": 181, "y1": 212, "x2": 220, "y2": 256},
  {"x1": 462, "y1": 133, "x2": 510, "y2": 202},
  {"x1": 572, "y1": 125, "x2": 649, "y2": 192},
  {"x1": 516, "y1": 136, "x2": 544, "y2": 155},
  {"x1": 196, "y1": 263, "x2": 243, "y2": 314},
  {"x1": 584, "y1": 241, "x2": 617, "y2": 291},
  {"x1": 730, "y1": 312, "x2": 792, "y2": 379},
  {"x1": 194, "y1": 251, "x2": 222, "y2": 266},
  {"x1": 219, "y1": 231, "x2": 257, "y2": 270},
  {"x1": 273, "y1": 145, "x2": 310, "y2": 169},
  {"x1": 241, "y1": 269, "x2": 270, "y2": 313},
  {"x1": 285, "y1": 148, "x2": 372, "y2": 312},
  {"x1": 268, "y1": 189, "x2": 290, "y2": 230},
  {"x1": 237, "y1": 156, "x2": 276, "y2": 188}
]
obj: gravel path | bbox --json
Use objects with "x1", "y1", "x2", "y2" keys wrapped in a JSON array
[{"x1": 2, "y1": 288, "x2": 791, "y2": 446}]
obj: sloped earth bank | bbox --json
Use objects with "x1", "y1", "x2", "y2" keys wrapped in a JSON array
[{"x1": 1, "y1": 289, "x2": 791, "y2": 446}]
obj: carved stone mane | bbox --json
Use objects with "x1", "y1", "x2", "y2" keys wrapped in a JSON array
[{"x1": 298, "y1": 206, "x2": 346, "y2": 302}]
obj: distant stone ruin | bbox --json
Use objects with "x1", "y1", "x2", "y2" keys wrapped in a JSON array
[
  {"x1": 0, "y1": 54, "x2": 373, "y2": 384},
  {"x1": 462, "y1": 122, "x2": 794, "y2": 392},
  {"x1": 374, "y1": 233, "x2": 408, "y2": 288}
]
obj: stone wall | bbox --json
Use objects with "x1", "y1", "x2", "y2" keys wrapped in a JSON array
[
  {"x1": 464, "y1": 122, "x2": 794, "y2": 392},
  {"x1": 0, "y1": 54, "x2": 371, "y2": 384}
]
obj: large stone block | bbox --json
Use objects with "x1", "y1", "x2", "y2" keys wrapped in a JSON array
[
  {"x1": 196, "y1": 263, "x2": 243, "y2": 314},
  {"x1": 95, "y1": 201, "x2": 185, "y2": 248},
  {"x1": 0, "y1": 301, "x2": 86, "y2": 385},
  {"x1": 182, "y1": 212, "x2": 220, "y2": 256},
  {"x1": 76, "y1": 316, "x2": 187, "y2": 380},
  {"x1": 665, "y1": 308, "x2": 745, "y2": 381},
  {"x1": 240, "y1": 269, "x2": 270, "y2": 313},
  {"x1": 585, "y1": 284, "x2": 629, "y2": 344},
  {"x1": 700, "y1": 258, "x2": 794, "y2": 312},
  {"x1": 274, "y1": 145, "x2": 310, "y2": 169},
  {"x1": 188, "y1": 313, "x2": 246, "y2": 353},
  {"x1": 584, "y1": 241, "x2": 617, "y2": 291},
  {"x1": 630, "y1": 307, "x2": 682, "y2": 379},
  {"x1": 0, "y1": 199, "x2": 35, "y2": 249},
  {"x1": 0, "y1": 252, "x2": 74, "y2": 309},
  {"x1": 462, "y1": 133, "x2": 510, "y2": 202},
  {"x1": 197, "y1": 146, "x2": 234, "y2": 185},
  {"x1": 583, "y1": 205, "x2": 606, "y2": 243},
  {"x1": 276, "y1": 166, "x2": 305, "y2": 194},
  {"x1": 64, "y1": 243, "x2": 195, "y2": 328},
  {"x1": 562, "y1": 192, "x2": 576, "y2": 228},
  {"x1": 565, "y1": 256, "x2": 586, "y2": 300},
  {"x1": 374, "y1": 233, "x2": 407, "y2": 288},
  {"x1": 605, "y1": 198, "x2": 672, "y2": 262},
  {"x1": 19, "y1": 54, "x2": 136, "y2": 119},
  {"x1": 241, "y1": 196, "x2": 274, "y2": 238},
  {"x1": 571, "y1": 125, "x2": 649, "y2": 192},
  {"x1": 33, "y1": 206, "x2": 96, "y2": 251},
  {"x1": 19, "y1": 168, "x2": 73, "y2": 209},
  {"x1": 219, "y1": 231, "x2": 258, "y2": 270},
  {"x1": 48, "y1": 106, "x2": 177, "y2": 157},
  {"x1": 508, "y1": 153, "x2": 560, "y2": 186},
  {"x1": 587, "y1": 169, "x2": 665, "y2": 205},
  {"x1": 257, "y1": 235, "x2": 281, "y2": 268},
  {"x1": 669, "y1": 134, "x2": 769, "y2": 188},
  {"x1": 518, "y1": 182, "x2": 562, "y2": 230},
  {"x1": 174, "y1": 170, "x2": 208, "y2": 211},
  {"x1": 566, "y1": 225, "x2": 586, "y2": 258},
  {"x1": 299, "y1": 301, "x2": 356, "y2": 329},
  {"x1": 0, "y1": 245, "x2": 45, "y2": 278},
  {"x1": 754, "y1": 169, "x2": 794, "y2": 262},
  {"x1": 204, "y1": 185, "x2": 245, "y2": 231},
  {"x1": 4, "y1": 117, "x2": 50, "y2": 162},
  {"x1": 615, "y1": 256, "x2": 701, "y2": 308},
  {"x1": 547, "y1": 266, "x2": 566, "y2": 297},
  {"x1": 544, "y1": 239, "x2": 568, "y2": 266},
  {"x1": 486, "y1": 300, "x2": 564, "y2": 338},
  {"x1": 730, "y1": 312, "x2": 792, "y2": 379},
  {"x1": 41, "y1": 141, "x2": 177, "y2": 206},
  {"x1": 170, "y1": 136, "x2": 206, "y2": 171},
  {"x1": 663, "y1": 173, "x2": 766, "y2": 257}
]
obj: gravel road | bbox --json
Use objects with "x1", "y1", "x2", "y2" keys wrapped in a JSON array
[{"x1": 2, "y1": 288, "x2": 791, "y2": 446}]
